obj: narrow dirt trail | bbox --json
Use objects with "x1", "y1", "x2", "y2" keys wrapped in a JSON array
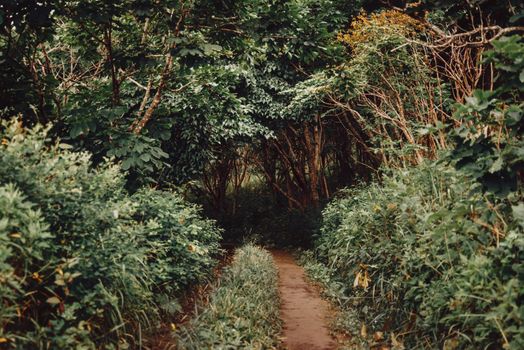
[{"x1": 272, "y1": 250, "x2": 336, "y2": 350}]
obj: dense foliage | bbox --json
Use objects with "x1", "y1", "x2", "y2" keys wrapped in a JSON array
[
  {"x1": 304, "y1": 161, "x2": 523, "y2": 349},
  {"x1": 176, "y1": 244, "x2": 281, "y2": 349},
  {"x1": 303, "y1": 37, "x2": 524, "y2": 349},
  {"x1": 0, "y1": 120, "x2": 221, "y2": 348},
  {"x1": 2, "y1": 0, "x2": 520, "y2": 214},
  {"x1": 1, "y1": 0, "x2": 523, "y2": 348}
]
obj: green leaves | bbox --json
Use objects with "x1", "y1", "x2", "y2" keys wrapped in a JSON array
[
  {"x1": 449, "y1": 35, "x2": 524, "y2": 195},
  {"x1": 512, "y1": 203, "x2": 524, "y2": 227},
  {"x1": 107, "y1": 134, "x2": 169, "y2": 172},
  {"x1": 308, "y1": 160, "x2": 524, "y2": 348},
  {"x1": 0, "y1": 119, "x2": 222, "y2": 348},
  {"x1": 171, "y1": 33, "x2": 224, "y2": 64},
  {"x1": 489, "y1": 156, "x2": 504, "y2": 173},
  {"x1": 506, "y1": 104, "x2": 523, "y2": 127},
  {"x1": 463, "y1": 89, "x2": 494, "y2": 111}
]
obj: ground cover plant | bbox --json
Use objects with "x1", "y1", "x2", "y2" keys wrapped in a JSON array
[
  {"x1": 176, "y1": 244, "x2": 281, "y2": 349},
  {"x1": 0, "y1": 119, "x2": 221, "y2": 348}
]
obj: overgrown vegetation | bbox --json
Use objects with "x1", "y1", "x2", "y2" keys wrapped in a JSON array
[
  {"x1": 0, "y1": 120, "x2": 221, "y2": 348},
  {"x1": 176, "y1": 244, "x2": 281, "y2": 349},
  {"x1": 1, "y1": 0, "x2": 523, "y2": 348},
  {"x1": 302, "y1": 36, "x2": 524, "y2": 349},
  {"x1": 303, "y1": 161, "x2": 523, "y2": 349}
]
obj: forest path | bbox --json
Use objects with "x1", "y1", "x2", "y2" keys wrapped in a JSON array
[{"x1": 271, "y1": 250, "x2": 337, "y2": 350}]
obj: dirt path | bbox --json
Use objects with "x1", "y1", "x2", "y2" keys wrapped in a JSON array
[{"x1": 272, "y1": 250, "x2": 336, "y2": 350}]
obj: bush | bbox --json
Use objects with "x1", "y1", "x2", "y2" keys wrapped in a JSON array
[
  {"x1": 302, "y1": 35, "x2": 524, "y2": 350},
  {"x1": 304, "y1": 161, "x2": 523, "y2": 349},
  {"x1": 0, "y1": 119, "x2": 222, "y2": 349},
  {"x1": 176, "y1": 244, "x2": 281, "y2": 349}
]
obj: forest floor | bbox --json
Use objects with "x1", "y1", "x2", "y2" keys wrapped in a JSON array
[{"x1": 272, "y1": 250, "x2": 337, "y2": 350}]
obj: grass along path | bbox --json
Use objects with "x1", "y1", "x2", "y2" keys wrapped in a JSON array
[
  {"x1": 176, "y1": 244, "x2": 281, "y2": 349},
  {"x1": 272, "y1": 250, "x2": 336, "y2": 350}
]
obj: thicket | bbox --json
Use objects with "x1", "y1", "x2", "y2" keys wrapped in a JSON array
[
  {"x1": 305, "y1": 162, "x2": 523, "y2": 349},
  {"x1": 303, "y1": 35, "x2": 524, "y2": 349},
  {"x1": 0, "y1": 120, "x2": 221, "y2": 348},
  {"x1": 176, "y1": 244, "x2": 281, "y2": 349}
]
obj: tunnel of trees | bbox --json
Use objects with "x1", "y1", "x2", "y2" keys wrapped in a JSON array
[{"x1": 1, "y1": 0, "x2": 523, "y2": 349}]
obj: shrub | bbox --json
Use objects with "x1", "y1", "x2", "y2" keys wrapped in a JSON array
[
  {"x1": 176, "y1": 244, "x2": 281, "y2": 349},
  {"x1": 131, "y1": 188, "x2": 221, "y2": 294},
  {"x1": 305, "y1": 161, "x2": 523, "y2": 349},
  {"x1": 0, "y1": 119, "x2": 222, "y2": 349},
  {"x1": 303, "y1": 34, "x2": 524, "y2": 350}
]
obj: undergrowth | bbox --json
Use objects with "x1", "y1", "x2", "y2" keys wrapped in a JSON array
[
  {"x1": 301, "y1": 34, "x2": 524, "y2": 350},
  {"x1": 176, "y1": 244, "x2": 281, "y2": 349},
  {"x1": 200, "y1": 183, "x2": 321, "y2": 248},
  {"x1": 0, "y1": 120, "x2": 222, "y2": 349},
  {"x1": 302, "y1": 161, "x2": 523, "y2": 349}
]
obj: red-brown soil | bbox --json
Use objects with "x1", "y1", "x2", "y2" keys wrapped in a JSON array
[{"x1": 272, "y1": 250, "x2": 337, "y2": 350}]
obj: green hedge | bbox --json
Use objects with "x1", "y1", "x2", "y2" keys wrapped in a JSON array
[
  {"x1": 304, "y1": 162, "x2": 523, "y2": 349},
  {"x1": 0, "y1": 120, "x2": 222, "y2": 349},
  {"x1": 176, "y1": 244, "x2": 281, "y2": 349}
]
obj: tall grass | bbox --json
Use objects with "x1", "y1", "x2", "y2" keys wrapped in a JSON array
[
  {"x1": 176, "y1": 244, "x2": 281, "y2": 349},
  {"x1": 302, "y1": 161, "x2": 523, "y2": 349}
]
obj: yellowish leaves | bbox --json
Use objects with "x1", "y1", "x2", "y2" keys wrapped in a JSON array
[
  {"x1": 374, "y1": 331, "x2": 384, "y2": 341},
  {"x1": 360, "y1": 323, "x2": 367, "y2": 338},
  {"x1": 10, "y1": 232, "x2": 21, "y2": 238},
  {"x1": 443, "y1": 337, "x2": 460, "y2": 350},
  {"x1": 387, "y1": 203, "x2": 397, "y2": 211},
  {"x1": 178, "y1": 216, "x2": 186, "y2": 225},
  {"x1": 32, "y1": 272, "x2": 43, "y2": 283},
  {"x1": 391, "y1": 332, "x2": 404, "y2": 349},
  {"x1": 118, "y1": 339, "x2": 130, "y2": 349},
  {"x1": 55, "y1": 266, "x2": 81, "y2": 289},
  {"x1": 0, "y1": 337, "x2": 8, "y2": 344},
  {"x1": 372, "y1": 202, "x2": 396, "y2": 213},
  {"x1": 407, "y1": 1, "x2": 422, "y2": 9},
  {"x1": 46, "y1": 296, "x2": 61, "y2": 305},
  {"x1": 170, "y1": 323, "x2": 177, "y2": 332},
  {"x1": 1, "y1": 138, "x2": 8, "y2": 146},
  {"x1": 353, "y1": 266, "x2": 371, "y2": 289},
  {"x1": 364, "y1": 331, "x2": 404, "y2": 350},
  {"x1": 79, "y1": 320, "x2": 92, "y2": 332},
  {"x1": 337, "y1": 10, "x2": 424, "y2": 49},
  {"x1": 188, "y1": 244, "x2": 196, "y2": 252}
]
